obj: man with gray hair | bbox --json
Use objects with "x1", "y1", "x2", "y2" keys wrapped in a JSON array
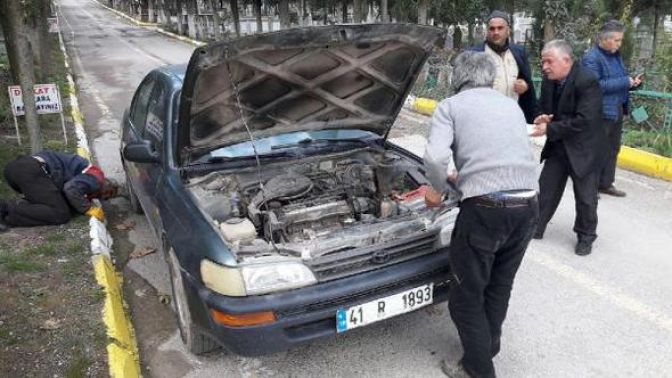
[
  {"x1": 530, "y1": 40, "x2": 605, "y2": 256},
  {"x1": 424, "y1": 51, "x2": 539, "y2": 378},
  {"x1": 582, "y1": 20, "x2": 644, "y2": 197}
]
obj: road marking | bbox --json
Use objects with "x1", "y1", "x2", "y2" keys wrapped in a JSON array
[{"x1": 529, "y1": 252, "x2": 672, "y2": 334}]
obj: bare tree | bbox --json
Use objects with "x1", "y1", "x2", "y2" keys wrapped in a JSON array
[
  {"x1": 229, "y1": 0, "x2": 240, "y2": 36},
  {"x1": 380, "y1": 0, "x2": 388, "y2": 22},
  {"x1": 278, "y1": 0, "x2": 289, "y2": 28},
  {"x1": 253, "y1": 0, "x2": 262, "y2": 32},
  {"x1": 418, "y1": 0, "x2": 429, "y2": 24},
  {"x1": 0, "y1": 0, "x2": 43, "y2": 152}
]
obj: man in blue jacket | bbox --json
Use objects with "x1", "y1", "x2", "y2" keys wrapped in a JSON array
[
  {"x1": 0, "y1": 150, "x2": 116, "y2": 231},
  {"x1": 582, "y1": 20, "x2": 643, "y2": 197},
  {"x1": 471, "y1": 10, "x2": 538, "y2": 123}
]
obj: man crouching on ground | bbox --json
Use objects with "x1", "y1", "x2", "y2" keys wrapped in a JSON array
[
  {"x1": 424, "y1": 51, "x2": 539, "y2": 378},
  {"x1": 0, "y1": 150, "x2": 118, "y2": 231}
]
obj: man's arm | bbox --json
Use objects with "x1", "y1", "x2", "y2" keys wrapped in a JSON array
[
  {"x1": 546, "y1": 77, "x2": 603, "y2": 142},
  {"x1": 423, "y1": 100, "x2": 455, "y2": 192},
  {"x1": 63, "y1": 174, "x2": 99, "y2": 213}
]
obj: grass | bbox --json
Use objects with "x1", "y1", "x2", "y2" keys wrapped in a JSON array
[
  {"x1": 0, "y1": 250, "x2": 43, "y2": 273},
  {"x1": 623, "y1": 129, "x2": 672, "y2": 158},
  {"x1": 0, "y1": 328, "x2": 19, "y2": 346},
  {"x1": 65, "y1": 354, "x2": 92, "y2": 378},
  {"x1": 24, "y1": 243, "x2": 59, "y2": 256}
]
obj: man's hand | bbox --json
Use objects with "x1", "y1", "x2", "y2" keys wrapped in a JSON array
[
  {"x1": 425, "y1": 187, "x2": 444, "y2": 208},
  {"x1": 513, "y1": 79, "x2": 528, "y2": 94},
  {"x1": 534, "y1": 114, "x2": 553, "y2": 125},
  {"x1": 85, "y1": 206, "x2": 105, "y2": 221},
  {"x1": 630, "y1": 73, "x2": 644, "y2": 88},
  {"x1": 529, "y1": 123, "x2": 547, "y2": 137}
]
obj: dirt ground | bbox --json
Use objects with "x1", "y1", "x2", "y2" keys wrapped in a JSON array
[{"x1": 0, "y1": 39, "x2": 109, "y2": 377}]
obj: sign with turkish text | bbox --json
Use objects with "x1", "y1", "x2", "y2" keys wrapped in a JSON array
[
  {"x1": 8, "y1": 84, "x2": 63, "y2": 116},
  {"x1": 48, "y1": 17, "x2": 59, "y2": 33}
]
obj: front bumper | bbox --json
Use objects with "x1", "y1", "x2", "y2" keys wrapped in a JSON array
[{"x1": 187, "y1": 249, "x2": 452, "y2": 356}]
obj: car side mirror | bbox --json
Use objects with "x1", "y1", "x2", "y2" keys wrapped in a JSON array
[{"x1": 123, "y1": 140, "x2": 160, "y2": 164}]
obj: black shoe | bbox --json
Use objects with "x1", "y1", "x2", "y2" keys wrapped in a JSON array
[
  {"x1": 440, "y1": 359, "x2": 473, "y2": 378},
  {"x1": 575, "y1": 240, "x2": 593, "y2": 256},
  {"x1": 599, "y1": 185, "x2": 626, "y2": 197}
]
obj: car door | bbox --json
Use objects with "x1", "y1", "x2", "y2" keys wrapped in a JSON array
[
  {"x1": 123, "y1": 74, "x2": 156, "y2": 216},
  {"x1": 141, "y1": 78, "x2": 169, "y2": 235}
]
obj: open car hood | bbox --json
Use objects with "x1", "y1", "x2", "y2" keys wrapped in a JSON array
[{"x1": 177, "y1": 24, "x2": 445, "y2": 162}]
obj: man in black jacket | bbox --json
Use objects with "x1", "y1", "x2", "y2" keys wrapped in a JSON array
[
  {"x1": 529, "y1": 40, "x2": 606, "y2": 256},
  {"x1": 470, "y1": 10, "x2": 538, "y2": 123},
  {"x1": 0, "y1": 150, "x2": 116, "y2": 231}
]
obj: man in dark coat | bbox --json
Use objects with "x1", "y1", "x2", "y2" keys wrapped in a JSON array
[
  {"x1": 470, "y1": 10, "x2": 538, "y2": 123},
  {"x1": 530, "y1": 40, "x2": 606, "y2": 256},
  {"x1": 0, "y1": 150, "x2": 115, "y2": 231}
]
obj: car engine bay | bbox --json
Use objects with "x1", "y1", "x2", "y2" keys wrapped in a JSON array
[{"x1": 187, "y1": 148, "x2": 458, "y2": 270}]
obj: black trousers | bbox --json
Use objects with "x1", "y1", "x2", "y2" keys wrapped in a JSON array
[
  {"x1": 3, "y1": 156, "x2": 72, "y2": 226},
  {"x1": 537, "y1": 147, "x2": 599, "y2": 242},
  {"x1": 599, "y1": 117, "x2": 623, "y2": 189},
  {"x1": 448, "y1": 197, "x2": 539, "y2": 378}
]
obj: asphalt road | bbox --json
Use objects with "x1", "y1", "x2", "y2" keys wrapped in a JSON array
[{"x1": 57, "y1": 1, "x2": 672, "y2": 376}]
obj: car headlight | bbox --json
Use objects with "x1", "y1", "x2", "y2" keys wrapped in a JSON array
[
  {"x1": 201, "y1": 258, "x2": 317, "y2": 297},
  {"x1": 431, "y1": 207, "x2": 459, "y2": 247}
]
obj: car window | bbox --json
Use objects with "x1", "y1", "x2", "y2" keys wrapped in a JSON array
[
  {"x1": 129, "y1": 76, "x2": 156, "y2": 134},
  {"x1": 144, "y1": 83, "x2": 166, "y2": 154}
]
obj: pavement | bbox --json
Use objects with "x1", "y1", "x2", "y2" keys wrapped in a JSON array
[{"x1": 56, "y1": 0, "x2": 672, "y2": 376}]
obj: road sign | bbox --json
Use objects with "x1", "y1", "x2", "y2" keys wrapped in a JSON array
[{"x1": 7, "y1": 84, "x2": 67, "y2": 145}]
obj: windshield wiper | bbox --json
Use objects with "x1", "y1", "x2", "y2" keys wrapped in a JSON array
[
  {"x1": 270, "y1": 137, "x2": 374, "y2": 150},
  {"x1": 189, "y1": 151, "x2": 294, "y2": 166}
]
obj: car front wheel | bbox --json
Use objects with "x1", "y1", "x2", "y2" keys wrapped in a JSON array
[{"x1": 167, "y1": 248, "x2": 218, "y2": 355}]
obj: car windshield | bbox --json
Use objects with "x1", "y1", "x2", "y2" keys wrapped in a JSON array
[{"x1": 191, "y1": 129, "x2": 380, "y2": 163}]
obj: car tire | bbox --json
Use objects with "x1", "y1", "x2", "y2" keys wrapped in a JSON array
[
  {"x1": 126, "y1": 178, "x2": 143, "y2": 214},
  {"x1": 167, "y1": 248, "x2": 219, "y2": 355}
]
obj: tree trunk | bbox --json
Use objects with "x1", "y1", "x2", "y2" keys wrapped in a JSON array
[
  {"x1": 209, "y1": 0, "x2": 222, "y2": 39},
  {"x1": 467, "y1": 22, "x2": 475, "y2": 45},
  {"x1": 417, "y1": 0, "x2": 428, "y2": 24},
  {"x1": 380, "y1": 0, "x2": 388, "y2": 22},
  {"x1": 254, "y1": 0, "x2": 262, "y2": 32},
  {"x1": 353, "y1": 0, "x2": 363, "y2": 23},
  {"x1": 652, "y1": 1, "x2": 659, "y2": 58},
  {"x1": 148, "y1": 0, "x2": 155, "y2": 22},
  {"x1": 453, "y1": 24, "x2": 462, "y2": 50},
  {"x1": 278, "y1": 0, "x2": 289, "y2": 28},
  {"x1": 341, "y1": 0, "x2": 348, "y2": 23},
  {"x1": 35, "y1": 0, "x2": 52, "y2": 81},
  {"x1": 186, "y1": 0, "x2": 197, "y2": 38},
  {"x1": 299, "y1": 0, "x2": 305, "y2": 26},
  {"x1": 543, "y1": 20, "x2": 555, "y2": 42},
  {"x1": 0, "y1": 0, "x2": 42, "y2": 152},
  {"x1": 176, "y1": 1, "x2": 185, "y2": 35},
  {"x1": 229, "y1": 0, "x2": 240, "y2": 36}
]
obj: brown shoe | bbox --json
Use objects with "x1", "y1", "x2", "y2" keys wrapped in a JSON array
[{"x1": 599, "y1": 185, "x2": 626, "y2": 197}]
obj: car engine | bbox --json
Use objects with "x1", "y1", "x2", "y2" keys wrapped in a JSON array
[{"x1": 188, "y1": 149, "x2": 458, "y2": 264}]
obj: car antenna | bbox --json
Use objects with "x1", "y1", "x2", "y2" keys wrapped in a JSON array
[{"x1": 224, "y1": 47, "x2": 280, "y2": 252}]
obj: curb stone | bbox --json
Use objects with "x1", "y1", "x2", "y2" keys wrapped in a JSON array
[
  {"x1": 56, "y1": 8, "x2": 141, "y2": 378},
  {"x1": 405, "y1": 96, "x2": 672, "y2": 182},
  {"x1": 91, "y1": 0, "x2": 205, "y2": 46}
]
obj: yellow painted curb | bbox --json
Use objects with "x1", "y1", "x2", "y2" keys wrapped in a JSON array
[
  {"x1": 617, "y1": 146, "x2": 672, "y2": 181},
  {"x1": 108, "y1": 344, "x2": 142, "y2": 378},
  {"x1": 56, "y1": 6, "x2": 141, "y2": 375},
  {"x1": 407, "y1": 96, "x2": 672, "y2": 182},
  {"x1": 412, "y1": 97, "x2": 438, "y2": 116}
]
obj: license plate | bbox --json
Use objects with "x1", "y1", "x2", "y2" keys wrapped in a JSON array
[{"x1": 336, "y1": 283, "x2": 434, "y2": 333}]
